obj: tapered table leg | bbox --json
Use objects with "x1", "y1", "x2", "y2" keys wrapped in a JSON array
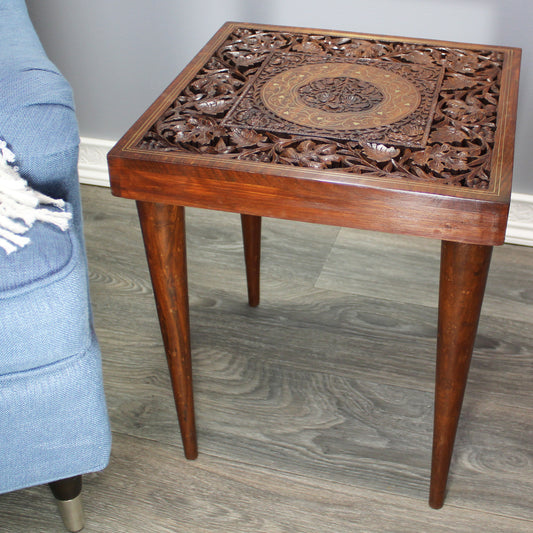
[
  {"x1": 241, "y1": 214, "x2": 261, "y2": 307},
  {"x1": 430, "y1": 240, "x2": 493, "y2": 508},
  {"x1": 136, "y1": 201, "x2": 197, "y2": 459}
]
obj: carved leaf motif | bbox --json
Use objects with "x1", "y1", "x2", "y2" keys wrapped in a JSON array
[
  {"x1": 227, "y1": 51, "x2": 268, "y2": 67},
  {"x1": 191, "y1": 73, "x2": 243, "y2": 96},
  {"x1": 293, "y1": 37, "x2": 325, "y2": 54},
  {"x1": 398, "y1": 50, "x2": 437, "y2": 65},
  {"x1": 339, "y1": 41, "x2": 388, "y2": 58},
  {"x1": 229, "y1": 128, "x2": 267, "y2": 147},
  {"x1": 443, "y1": 74, "x2": 479, "y2": 90},
  {"x1": 443, "y1": 97, "x2": 495, "y2": 125},
  {"x1": 429, "y1": 125, "x2": 469, "y2": 144},
  {"x1": 279, "y1": 140, "x2": 344, "y2": 169},
  {"x1": 471, "y1": 124, "x2": 495, "y2": 144},
  {"x1": 412, "y1": 144, "x2": 470, "y2": 173},
  {"x1": 363, "y1": 143, "x2": 401, "y2": 162},
  {"x1": 161, "y1": 116, "x2": 225, "y2": 145},
  {"x1": 193, "y1": 98, "x2": 233, "y2": 115},
  {"x1": 446, "y1": 51, "x2": 483, "y2": 74}
]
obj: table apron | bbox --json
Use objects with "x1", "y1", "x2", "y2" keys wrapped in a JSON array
[{"x1": 109, "y1": 161, "x2": 508, "y2": 246}]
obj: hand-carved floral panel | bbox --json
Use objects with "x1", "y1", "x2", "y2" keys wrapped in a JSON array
[{"x1": 139, "y1": 27, "x2": 505, "y2": 189}]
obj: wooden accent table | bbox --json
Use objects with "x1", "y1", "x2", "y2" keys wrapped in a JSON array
[{"x1": 107, "y1": 23, "x2": 521, "y2": 508}]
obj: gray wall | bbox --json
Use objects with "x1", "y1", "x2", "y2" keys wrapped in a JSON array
[{"x1": 27, "y1": 0, "x2": 532, "y2": 194}]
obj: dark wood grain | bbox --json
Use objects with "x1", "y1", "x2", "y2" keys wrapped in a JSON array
[
  {"x1": 430, "y1": 241, "x2": 492, "y2": 508},
  {"x1": 136, "y1": 201, "x2": 197, "y2": 459},
  {"x1": 240, "y1": 214, "x2": 261, "y2": 307},
  {"x1": 109, "y1": 157, "x2": 509, "y2": 246}
]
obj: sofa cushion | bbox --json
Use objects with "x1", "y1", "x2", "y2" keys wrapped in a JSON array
[
  {"x1": 0, "y1": 221, "x2": 92, "y2": 374},
  {"x1": 0, "y1": 209, "x2": 74, "y2": 294}
]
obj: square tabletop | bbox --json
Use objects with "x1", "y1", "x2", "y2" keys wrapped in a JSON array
[{"x1": 108, "y1": 22, "x2": 521, "y2": 245}]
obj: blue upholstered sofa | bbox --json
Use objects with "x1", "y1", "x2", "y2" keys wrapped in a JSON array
[{"x1": 0, "y1": 1, "x2": 111, "y2": 530}]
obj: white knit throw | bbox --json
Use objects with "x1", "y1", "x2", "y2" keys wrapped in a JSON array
[{"x1": 0, "y1": 140, "x2": 71, "y2": 255}]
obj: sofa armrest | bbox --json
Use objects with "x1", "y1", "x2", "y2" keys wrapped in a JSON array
[{"x1": 0, "y1": 0, "x2": 81, "y2": 218}]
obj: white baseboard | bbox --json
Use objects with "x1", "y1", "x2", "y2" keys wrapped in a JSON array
[
  {"x1": 78, "y1": 137, "x2": 115, "y2": 187},
  {"x1": 505, "y1": 193, "x2": 533, "y2": 247},
  {"x1": 78, "y1": 137, "x2": 533, "y2": 247}
]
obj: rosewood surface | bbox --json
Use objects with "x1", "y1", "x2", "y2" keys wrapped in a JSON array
[
  {"x1": 107, "y1": 22, "x2": 521, "y2": 509},
  {"x1": 109, "y1": 22, "x2": 521, "y2": 246}
]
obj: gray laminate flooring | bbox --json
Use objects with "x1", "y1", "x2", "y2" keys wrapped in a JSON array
[{"x1": 1, "y1": 184, "x2": 532, "y2": 532}]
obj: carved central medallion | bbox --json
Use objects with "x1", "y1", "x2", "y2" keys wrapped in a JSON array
[
  {"x1": 297, "y1": 77, "x2": 384, "y2": 113},
  {"x1": 259, "y1": 60, "x2": 422, "y2": 133},
  {"x1": 223, "y1": 52, "x2": 444, "y2": 148}
]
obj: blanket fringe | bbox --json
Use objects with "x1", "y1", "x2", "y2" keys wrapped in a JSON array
[{"x1": 0, "y1": 140, "x2": 72, "y2": 255}]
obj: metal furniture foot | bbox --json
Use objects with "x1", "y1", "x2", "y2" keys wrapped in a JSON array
[{"x1": 49, "y1": 475, "x2": 84, "y2": 532}]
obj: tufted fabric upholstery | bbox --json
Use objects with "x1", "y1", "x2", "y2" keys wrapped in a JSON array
[{"x1": 0, "y1": 0, "x2": 111, "y2": 496}]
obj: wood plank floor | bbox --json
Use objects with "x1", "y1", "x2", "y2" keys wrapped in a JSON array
[{"x1": 1, "y1": 184, "x2": 532, "y2": 532}]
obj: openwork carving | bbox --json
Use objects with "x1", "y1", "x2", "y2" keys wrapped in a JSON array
[{"x1": 139, "y1": 27, "x2": 505, "y2": 189}]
